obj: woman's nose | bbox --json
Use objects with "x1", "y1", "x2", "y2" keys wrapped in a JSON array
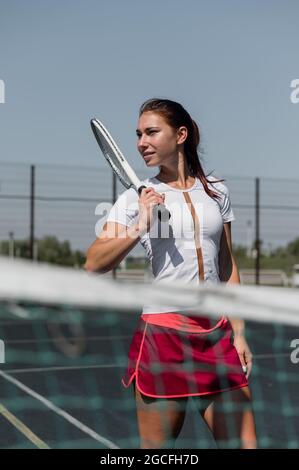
[{"x1": 138, "y1": 135, "x2": 148, "y2": 151}]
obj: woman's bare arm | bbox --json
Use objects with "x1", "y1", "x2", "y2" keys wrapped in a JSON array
[
  {"x1": 219, "y1": 222, "x2": 244, "y2": 336},
  {"x1": 85, "y1": 222, "x2": 142, "y2": 273}
]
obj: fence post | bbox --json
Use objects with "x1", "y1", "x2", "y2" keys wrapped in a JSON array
[
  {"x1": 29, "y1": 165, "x2": 35, "y2": 260},
  {"x1": 255, "y1": 177, "x2": 260, "y2": 285}
]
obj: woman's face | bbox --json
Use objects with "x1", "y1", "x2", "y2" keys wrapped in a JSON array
[{"x1": 136, "y1": 111, "x2": 181, "y2": 167}]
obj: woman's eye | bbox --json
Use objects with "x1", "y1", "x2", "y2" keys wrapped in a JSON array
[{"x1": 136, "y1": 130, "x2": 157, "y2": 138}]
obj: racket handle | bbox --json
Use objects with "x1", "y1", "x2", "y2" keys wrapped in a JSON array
[
  {"x1": 137, "y1": 186, "x2": 171, "y2": 221},
  {"x1": 156, "y1": 203, "x2": 171, "y2": 222},
  {"x1": 137, "y1": 185, "x2": 147, "y2": 194}
]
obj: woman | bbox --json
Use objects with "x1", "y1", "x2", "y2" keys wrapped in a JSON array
[{"x1": 85, "y1": 98, "x2": 257, "y2": 449}]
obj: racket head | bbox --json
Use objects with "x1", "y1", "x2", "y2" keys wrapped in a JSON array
[
  {"x1": 90, "y1": 118, "x2": 136, "y2": 190},
  {"x1": 90, "y1": 119, "x2": 171, "y2": 221}
]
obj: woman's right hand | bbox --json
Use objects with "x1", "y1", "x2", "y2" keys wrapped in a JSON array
[{"x1": 138, "y1": 187, "x2": 165, "y2": 233}]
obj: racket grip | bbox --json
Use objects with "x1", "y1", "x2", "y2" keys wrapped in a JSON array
[
  {"x1": 137, "y1": 186, "x2": 171, "y2": 221},
  {"x1": 156, "y1": 203, "x2": 171, "y2": 222},
  {"x1": 137, "y1": 185, "x2": 147, "y2": 194}
]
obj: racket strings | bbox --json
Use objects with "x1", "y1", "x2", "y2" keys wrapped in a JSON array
[{"x1": 92, "y1": 121, "x2": 133, "y2": 189}]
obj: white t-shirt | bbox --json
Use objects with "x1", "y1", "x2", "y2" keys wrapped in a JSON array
[{"x1": 106, "y1": 176, "x2": 235, "y2": 314}]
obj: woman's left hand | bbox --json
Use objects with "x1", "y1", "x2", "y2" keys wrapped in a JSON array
[{"x1": 233, "y1": 335, "x2": 253, "y2": 379}]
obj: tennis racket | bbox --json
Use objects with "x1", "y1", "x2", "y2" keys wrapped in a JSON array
[{"x1": 90, "y1": 118, "x2": 171, "y2": 222}]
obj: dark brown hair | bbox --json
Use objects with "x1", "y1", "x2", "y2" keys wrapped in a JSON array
[{"x1": 139, "y1": 98, "x2": 224, "y2": 200}]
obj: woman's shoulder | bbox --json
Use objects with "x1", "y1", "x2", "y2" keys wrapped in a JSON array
[{"x1": 206, "y1": 174, "x2": 230, "y2": 195}]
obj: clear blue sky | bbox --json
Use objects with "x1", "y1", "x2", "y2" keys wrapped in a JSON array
[{"x1": 0, "y1": 0, "x2": 298, "y2": 178}]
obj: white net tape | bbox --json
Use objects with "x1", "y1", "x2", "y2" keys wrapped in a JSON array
[{"x1": 0, "y1": 257, "x2": 298, "y2": 326}]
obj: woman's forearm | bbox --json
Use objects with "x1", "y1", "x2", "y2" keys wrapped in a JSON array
[
  {"x1": 229, "y1": 317, "x2": 245, "y2": 337},
  {"x1": 85, "y1": 223, "x2": 142, "y2": 272},
  {"x1": 224, "y1": 258, "x2": 246, "y2": 337}
]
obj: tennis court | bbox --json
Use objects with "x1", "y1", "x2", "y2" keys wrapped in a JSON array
[{"x1": 0, "y1": 265, "x2": 298, "y2": 449}]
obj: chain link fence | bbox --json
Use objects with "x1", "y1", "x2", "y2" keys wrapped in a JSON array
[{"x1": 0, "y1": 162, "x2": 298, "y2": 285}]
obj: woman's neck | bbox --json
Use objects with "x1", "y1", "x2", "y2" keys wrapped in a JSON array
[{"x1": 156, "y1": 156, "x2": 195, "y2": 190}]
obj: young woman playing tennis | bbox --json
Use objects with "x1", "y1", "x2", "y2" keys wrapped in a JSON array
[{"x1": 85, "y1": 98, "x2": 257, "y2": 449}]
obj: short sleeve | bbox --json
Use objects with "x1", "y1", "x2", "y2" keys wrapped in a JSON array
[
  {"x1": 219, "y1": 184, "x2": 235, "y2": 223},
  {"x1": 209, "y1": 177, "x2": 236, "y2": 223},
  {"x1": 106, "y1": 188, "x2": 139, "y2": 227}
]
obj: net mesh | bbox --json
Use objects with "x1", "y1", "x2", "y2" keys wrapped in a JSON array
[{"x1": 0, "y1": 258, "x2": 299, "y2": 449}]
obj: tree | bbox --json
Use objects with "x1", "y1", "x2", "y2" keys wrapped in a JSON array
[
  {"x1": 0, "y1": 236, "x2": 86, "y2": 267},
  {"x1": 287, "y1": 238, "x2": 299, "y2": 257}
]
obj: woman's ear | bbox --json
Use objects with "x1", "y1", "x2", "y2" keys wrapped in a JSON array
[{"x1": 177, "y1": 126, "x2": 188, "y2": 145}]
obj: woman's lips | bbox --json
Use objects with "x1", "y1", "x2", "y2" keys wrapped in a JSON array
[{"x1": 143, "y1": 152, "x2": 155, "y2": 161}]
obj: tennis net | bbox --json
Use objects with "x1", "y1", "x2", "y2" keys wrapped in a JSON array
[{"x1": 0, "y1": 257, "x2": 298, "y2": 449}]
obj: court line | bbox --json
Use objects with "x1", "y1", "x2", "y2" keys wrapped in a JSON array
[
  {"x1": 4, "y1": 335, "x2": 131, "y2": 345},
  {"x1": 0, "y1": 402, "x2": 50, "y2": 449},
  {"x1": 1, "y1": 353, "x2": 291, "y2": 375},
  {"x1": 0, "y1": 370, "x2": 119, "y2": 449},
  {"x1": 254, "y1": 353, "x2": 291, "y2": 359},
  {"x1": 4, "y1": 364, "x2": 123, "y2": 374}
]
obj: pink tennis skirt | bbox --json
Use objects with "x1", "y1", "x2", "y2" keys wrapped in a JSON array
[{"x1": 122, "y1": 313, "x2": 248, "y2": 398}]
